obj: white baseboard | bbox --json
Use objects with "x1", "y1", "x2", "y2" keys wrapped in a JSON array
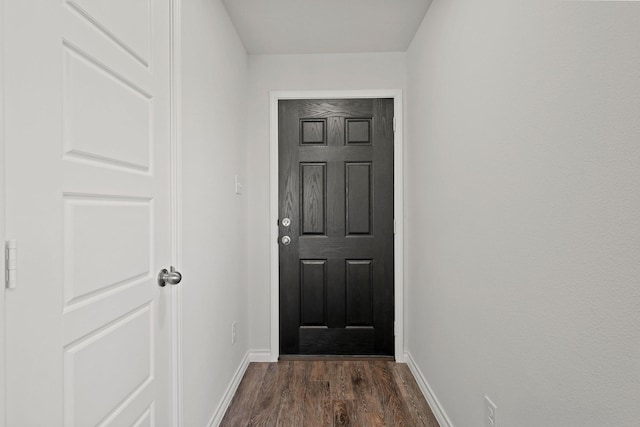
[
  {"x1": 404, "y1": 351, "x2": 454, "y2": 427},
  {"x1": 248, "y1": 349, "x2": 272, "y2": 362},
  {"x1": 207, "y1": 351, "x2": 250, "y2": 427}
]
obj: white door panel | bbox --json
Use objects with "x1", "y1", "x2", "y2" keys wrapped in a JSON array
[
  {"x1": 64, "y1": 305, "x2": 152, "y2": 426},
  {"x1": 63, "y1": 45, "x2": 152, "y2": 171},
  {"x1": 4, "y1": 0, "x2": 173, "y2": 425},
  {"x1": 64, "y1": 0, "x2": 152, "y2": 67},
  {"x1": 63, "y1": 198, "x2": 152, "y2": 306}
]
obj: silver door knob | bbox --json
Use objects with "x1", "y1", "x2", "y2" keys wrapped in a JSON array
[
  {"x1": 281, "y1": 217, "x2": 291, "y2": 227},
  {"x1": 158, "y1": 266, "x2": 182, "y2": 287},
  {"x1": 281, "y1": 236, "x2": 291, "y2": 246}
]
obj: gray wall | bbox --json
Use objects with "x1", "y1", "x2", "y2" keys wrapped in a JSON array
[
  {"x1": 406, "y1": 1, "x2": 640, "y2": 426},
  {"x1": 181, "y1": 0, "x2": 249, "y2": 424},
  {"x1": 245, "y1": 53, "x2": 407, "y2": 353}
]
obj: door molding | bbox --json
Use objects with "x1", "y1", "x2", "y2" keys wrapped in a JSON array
[
  {"x1": 269, "y1": 90, "x2": 405, "y2": 362},
  {"x1": 0, "y1": 0, "x2": 6, "y2": 420},
  {"x1": 169, "y1": 0, "x2": 184, "y2": 424}
]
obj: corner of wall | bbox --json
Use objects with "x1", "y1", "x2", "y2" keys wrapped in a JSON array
[
  {"x1": 206, "y1": 352, "x2": 251, "y2": 427},
  {"x1": 404, "y1": 352, "x2": 454, "y2": 427}
]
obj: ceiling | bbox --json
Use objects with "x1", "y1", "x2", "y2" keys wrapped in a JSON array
[{"x1": 222, "y1": 0, "x2": 432, "y2": 55}]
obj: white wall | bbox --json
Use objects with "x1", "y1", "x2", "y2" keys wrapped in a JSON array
[
  {"x1": 406, "y1": 1, "x2": 640, "y2": 426},
  {"x1": 180, "y1": 0, "x2": 249, "y2": 425},
  {"x1": 246, "y1": 53, "x2": 407, "y2": 352}
]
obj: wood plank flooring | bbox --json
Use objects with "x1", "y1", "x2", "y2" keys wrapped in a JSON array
[{"x1": 220, "y1": 361, "x2": 440, "y2": 427}]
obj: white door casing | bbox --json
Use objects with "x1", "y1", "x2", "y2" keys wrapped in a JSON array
[
  {"x1": 4, "y1": 0, "x2": 174, "y2": 425},
  {"x1": 0, "y1": 0, "x2": 6, "y2": 421},
  {"x1": 268, "y1": 90, "x2": 405, "y2": 362}
]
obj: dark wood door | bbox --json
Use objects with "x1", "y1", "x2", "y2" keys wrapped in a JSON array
[{"x1": 279, "y1": 98, "x2": 394, "y2": 356}]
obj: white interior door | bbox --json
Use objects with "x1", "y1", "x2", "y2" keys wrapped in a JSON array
[{"x1": 4, "y1": 0, "x2": 174, "y2": 425}]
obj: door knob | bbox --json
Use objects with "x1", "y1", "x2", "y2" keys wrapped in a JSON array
[
  {"x1": 281, "y1": 236, "x2": 291, "y2": 246},
  {"x1": 158, "y1": 266, "x2": 182, "y2": 287}
]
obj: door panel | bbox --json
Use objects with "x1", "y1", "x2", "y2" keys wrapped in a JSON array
[
  {"x1": 346, "y1": 259, "x2": 373, "y2": 325},
  {"x1": 301, "y1": 162, "x2": 327, "y2": 235},
  {"x1": 63, "y1": 44, "x2": 152, "y2": 170},
  {"x1": 63, "y1": 198, "x2": 151, "y2": 305},
  {"x1": 345, "y1": 162, "x2": 372, "y2": 235},
  {"x1": 4, "y1": 0, "x2": 172, "y2": 424},
  {"x1": 64, "y1": 0, "x2": 151, "y2": 66},
  {"x1": 300, "y1": 260, "x2": 328, "y2": 325},
  {"x1": 279, "y1": 99, "x2": 394, "y2": 356},
  {"x1": 64, "y1": 305, "x2": 152, "y2": 426}
]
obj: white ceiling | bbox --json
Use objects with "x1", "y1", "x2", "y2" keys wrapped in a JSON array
[{"x1": 222, "y1": 0, "x2": 432, "y2": 55}]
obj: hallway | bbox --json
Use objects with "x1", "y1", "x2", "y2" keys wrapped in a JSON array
[
  {"x1": 220, "y1": 361, "x2": 439, "y2": 426},
  {"x1": 2, "y1": 1, "x2": 639, "y2": 425}
]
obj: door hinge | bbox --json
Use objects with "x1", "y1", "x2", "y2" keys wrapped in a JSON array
[
  {"x1": 393, "y1": 219, "x2": 397, "y2": 235},
  {"x1": 394, "y1": 320, "x2": 397, "y2": 336},
  {"x1": 393, "y1": 117, "x2": 396, "y2": 133},
  {"x1": 5, "y1": 240, "x2": 17, "y2": 289}
]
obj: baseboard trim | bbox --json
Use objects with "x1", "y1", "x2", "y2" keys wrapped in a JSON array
[
  {"x1": 248, "y1": 349, "x2": 272, "y2": 362},
  {"x1": 404, "y1": 351, "x2": 454, "y2": 427},
  {"x1": 207, "y1": 351, "x2": 250, "y2": 427}
]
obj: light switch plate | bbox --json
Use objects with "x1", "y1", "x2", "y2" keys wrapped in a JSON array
[{"x1": 235, "y1": 175, "x2": 242, "y2": 195}]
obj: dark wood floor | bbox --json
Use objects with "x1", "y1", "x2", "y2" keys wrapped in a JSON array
[{"x1": 220, "y1": 360, "x2": 440, "y2": 426}]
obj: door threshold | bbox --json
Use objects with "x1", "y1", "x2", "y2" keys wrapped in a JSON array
[{"x1": 278, "y1": 355, "x2": 395, "y2": 362}]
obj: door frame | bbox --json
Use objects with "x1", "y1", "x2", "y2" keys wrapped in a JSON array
[
  {"x1": 169, "y1": 0, "x2": 184, "y2": 424},
  {"x1": 0, "y1": 0, "x2": 6, "y2": 421},
  {"x1": 269, "y1": 90, "x2": 405, "y2": 362}
]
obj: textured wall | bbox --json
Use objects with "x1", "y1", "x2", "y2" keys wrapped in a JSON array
[{"x1": 406, "y1": 1, "x2": 640, "y2": 426}]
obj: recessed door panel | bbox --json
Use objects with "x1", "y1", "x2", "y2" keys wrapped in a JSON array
[
  {"x1": 63, "y1": 46, "x2": 151, "y2": 172},
  {"x1": 63, "y1": 197, "x2": 151, "y2": 305},
  {"x1": 300, "y1": 163, "x2": 326, "y2": 235},
  {"x1": 301, "y1": 120, "x2": 326, "y2": 145},
  {"x1": 346, "y1": 119, "x2": 372, "y2": 145},
  {"x1": 64, "y1": 305, "x2": 152, "y2": 426},
  {"x1": 346, "y1": 260, "x2": 373, "y2": 326},
  {"x1": 65, "y1": 0, "x2": 151, "y2": 66},
  {"x1": 300, "y1": 260, "x2": 327, "y2": 326},
  {"x1": 345, "y1": 162, "x2": 372, "y2": 236}
]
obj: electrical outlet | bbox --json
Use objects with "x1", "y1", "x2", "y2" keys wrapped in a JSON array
[
  {"x1": 485, "y1": 395, "x2": 497, "y2": 427},
  {"x1": 231, "y1": 321, "x2": 237, "y2": 344}
]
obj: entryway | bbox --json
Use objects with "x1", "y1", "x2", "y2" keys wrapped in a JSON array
[{"x1": 274, "y1": 95, "x2": 405, "y2": 358}]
